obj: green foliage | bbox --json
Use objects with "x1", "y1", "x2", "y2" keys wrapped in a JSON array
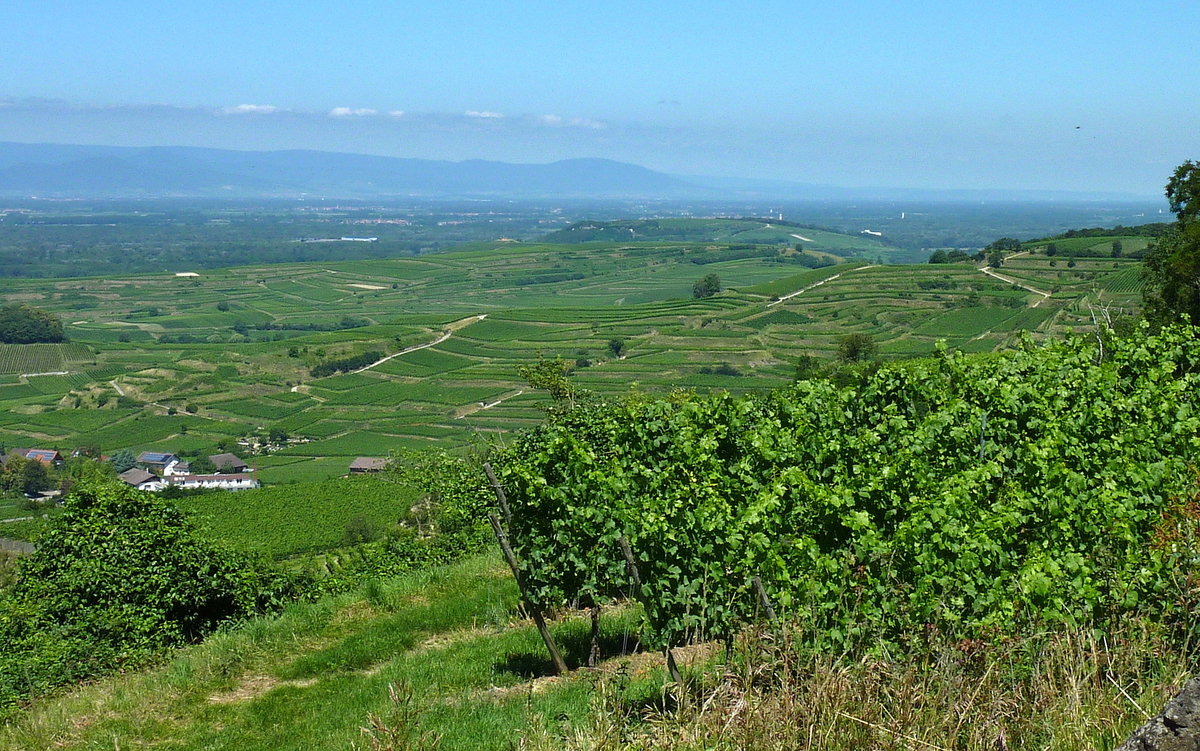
[
  {"x1": 794, "y1": 354, "x2": 824, "y2": 380},
  {"x1": 692, "y1": 273, "x2": 722, "y2": 299},
  {"x1": 0, "y1": 480, "x2": 293, "y2": 709},
  {"x1": 1144, "y1": 160, "x2": 1200, "y2": 327},
  {"x1": 0, "y1": 304, "x2": 66, "y2": 344},
  {"x1": 836, "y1": 332, "x2": 878, "y2": 363},
  {"x1": 310, "y1": 350, "x2": 382, "y2": 378},
  {"x1": 986, "y1": 237, "x2": 1022, "y2": 252},
  {"x1": 517, "y1": 354, "x2": 582, "y2": 409},
  {"x1": 494, "y1": 325, "x2": 1200, "y2": 653},
  {"x1": 387, "y1": 449, "x2": 491, "y2": 548},
  {"x1": 928, "y1": 249, "x2": 973, "y2": 264},
  {"x1": 181, "y1": 475, "x2": 417, "y2": 559},
  {"x1": 108, "y1": 448, "x2": 136, "y2": 473}
]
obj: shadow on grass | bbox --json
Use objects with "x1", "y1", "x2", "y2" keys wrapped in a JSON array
[{"x1": 495, "y1": 631, "x2": 643, "y2": 678}]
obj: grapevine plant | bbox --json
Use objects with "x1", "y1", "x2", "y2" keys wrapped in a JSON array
[{"x1": 493, "y1": 324, "x2": 1200, "y2": 652}]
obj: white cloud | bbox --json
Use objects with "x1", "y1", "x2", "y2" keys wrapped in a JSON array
[
  {"x1": 329, "y1": 107, "x2": 378, "y2": 117},
  {"x1": 465, "y1": 110, "x2": 504, "y2": 119},
  {"x1": 538, "y1": 113, "x2": 605, "y2": 129},
  {"x1": 388, "y1": 110, "x2": 405, "y2": 118},
  {"x1": 222, "y1": 104, "x2": 280, "y2": 115}
]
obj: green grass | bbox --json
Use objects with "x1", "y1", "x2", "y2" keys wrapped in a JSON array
[
  {"x1": 181, "y1": 475, "x2": 417, "y2": 558},
  {"x1": 2, "y1": 550, "x2": 1184, "y2": 751},
  {"x1": 742, "y1": 263, "x2": 862, "y2": 297},
  {"x1": 913, "y1": 306, "x2": 1020, "y2": 338},
  {"x1": 0, "y1": 555, "x2": 653, "y2": 751}
]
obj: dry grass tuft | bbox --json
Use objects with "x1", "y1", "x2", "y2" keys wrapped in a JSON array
[{"x1": 519, "y1": 623, "x2": 1191, "y2": 751}]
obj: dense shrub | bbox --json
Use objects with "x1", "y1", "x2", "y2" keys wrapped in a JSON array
[{"x1": 0, "y1": 481, "x2": 294, "y2": 709}]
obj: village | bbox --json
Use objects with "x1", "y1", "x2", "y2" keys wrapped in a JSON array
[{"x1": 0, "y1": 446, "x2": 389, "y2": 499}]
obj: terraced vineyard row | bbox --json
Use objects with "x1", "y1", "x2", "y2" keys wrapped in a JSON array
[{"x1": 0, "y1": 241, "x2": 1147, "y2": 482}]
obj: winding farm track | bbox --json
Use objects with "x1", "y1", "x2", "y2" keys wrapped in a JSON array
[
  {"x1": 455, "y1": 389, "x2": 525, "y2": 419},
  {"x1": 767, "y1": 264, "x2": 878, "y2": 307},
  {"x1": 350, "y1": 314, "x2": 487, "y2": 375},
  {"x1": 978, "y1": 267, "x2": 1052, "y2": 307}
]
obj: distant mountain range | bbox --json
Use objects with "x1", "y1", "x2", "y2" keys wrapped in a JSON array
[
  {"x1": 0, "y1": 143, "x2": 699, "y2": 199},
  {"x1": 0, "y1": 142, "x2": 1156, "y2": 202}
]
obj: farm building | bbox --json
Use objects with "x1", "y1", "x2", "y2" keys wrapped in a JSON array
[
  {"x1": 349, "y1": 457, "x2": 388, "y2": 474},
  {"x1": 170, "y1": 473, "x2": 260, "y2": 491},
  {"x1": 118, "y1": 468, "x2": 257, "y2": 492},
  {"x1": 3, "y1": 448, "x2": 63, "y2": 466},
  {"x1": 136, "y1": 451, "x2": 179, "y2": 473},
  {"x1": 209, "y1": 453, "x2": 250, "y2": 473},
  {"x1": 119, "y1": 468, "x2": 167, "y2": 492},
  {"x1": 22, "y1": 448, "x2": 62, "y2": 465}
]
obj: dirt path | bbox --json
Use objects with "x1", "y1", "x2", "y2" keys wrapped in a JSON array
[
  {"x1": 979, "y1": 266, "x2": 1052, "y2": 306},
  {"x1": 350, "y1": 314, "x2": 486, "y2": 375},
  {"x1": 455, "y1": 389, "x2": 524, "y2": 419},
  {"x1": 767, "y1": 264, "x2": 877, "y2": 307}
]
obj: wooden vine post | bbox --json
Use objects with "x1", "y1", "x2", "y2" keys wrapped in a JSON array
[
  {"x1": 482, "y1": 462, "x2": 512, "y2": 524},
  {"x1": 752, "y1": 575, "x2": 779, "y2": 624},
  {"x1": 483, "y1": 464, "x2": 564, "y2": 674},
  {"x1": 618, "y1": 534, "x2": 683, "y2": 684},
  {"x1": 489, "y1": 513, "x2": 568, "y2": 675}
]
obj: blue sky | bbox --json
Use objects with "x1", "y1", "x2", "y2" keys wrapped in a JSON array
[{"x1": 1, "y1": 0, "x2": 1195, "y2": 194}]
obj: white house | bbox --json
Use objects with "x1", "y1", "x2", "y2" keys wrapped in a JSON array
[
  {"x1": 118, "y1": 468, "x2": 169, "y2": 492},
  {"x1": 169, "y1": 473, "x2": 260, "y2": 491}
]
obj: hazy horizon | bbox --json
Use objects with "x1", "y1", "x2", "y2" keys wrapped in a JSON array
[{"x1": 2, "y1": 1, "x2": 1195, "y2": 197}]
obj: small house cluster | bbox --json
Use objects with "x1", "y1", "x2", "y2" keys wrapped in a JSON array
[{"x1": 118, "y1": 451, "x2": 260, "y2": 492}]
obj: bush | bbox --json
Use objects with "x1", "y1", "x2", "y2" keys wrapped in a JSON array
[
  {"x1": 692, "y1": 273, "x2": 722, "y2": 299},
  {"x1": 0, "y1": 481, "x2": 293, "y2": 709},
  {"x1": 836, "y1": 333, "x2": 878, "y2": 363}
]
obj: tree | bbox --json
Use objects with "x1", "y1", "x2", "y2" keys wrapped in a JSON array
[
  {"x1": 1111, "y1": 240, "x2": 1123, "y2": 258},
  {"x1": 109, "y1": 449, "x2": 136, "y2": 473},
  {"x1": 794, "y1": 354, "x2": 824, "y2": 380},
  {"x1": 836, "y1": 333, "x2": 878, "y2": 363},
  {"x1": 928, "y1": 250, "x2": 949, "y2": 264},
  {"x1": 1144, "y1": 160, "x2": 1200, "y2": 326},
  {"x1": 517, "y1": 354, "x2": 581, "y2": 408},
  {"x1": 692, "y1": 273, "x2": 722, "y2": 299},
  {"x1": 987, "y1": 250, "x2": 1004, "y2": 268},
  {"x1": 986, "y1": 237, "x2": 1022, "y2": 252},
  {"x1": 188, "y1": 455, "x2": 216, "y2": 475},
  {"x1": 20, "y1": 459, "x2": 54, "y2": 495},
  {"x1": 1046, "y1": 242, "x2": 1058, "y2": 256},
  {"x1": 608, "y1": 337, "x2": 626, "y2": 358}
]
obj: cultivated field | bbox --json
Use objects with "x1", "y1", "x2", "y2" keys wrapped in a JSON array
[{"x1": 0, "y1": 237, "x2": 1145, "y2": 482}]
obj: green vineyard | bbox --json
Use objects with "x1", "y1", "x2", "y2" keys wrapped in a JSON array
[{"x1": 495, "y1": 324, "x2": 1200, "y2": 651}]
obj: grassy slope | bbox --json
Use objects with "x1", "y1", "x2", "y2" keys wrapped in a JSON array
[
  {"x1": 3, "y1": 553, "x2": 1186, "y2": 751},
  {"x1": 0, "y1": 555, "x2": 659, "y2": 751}
]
